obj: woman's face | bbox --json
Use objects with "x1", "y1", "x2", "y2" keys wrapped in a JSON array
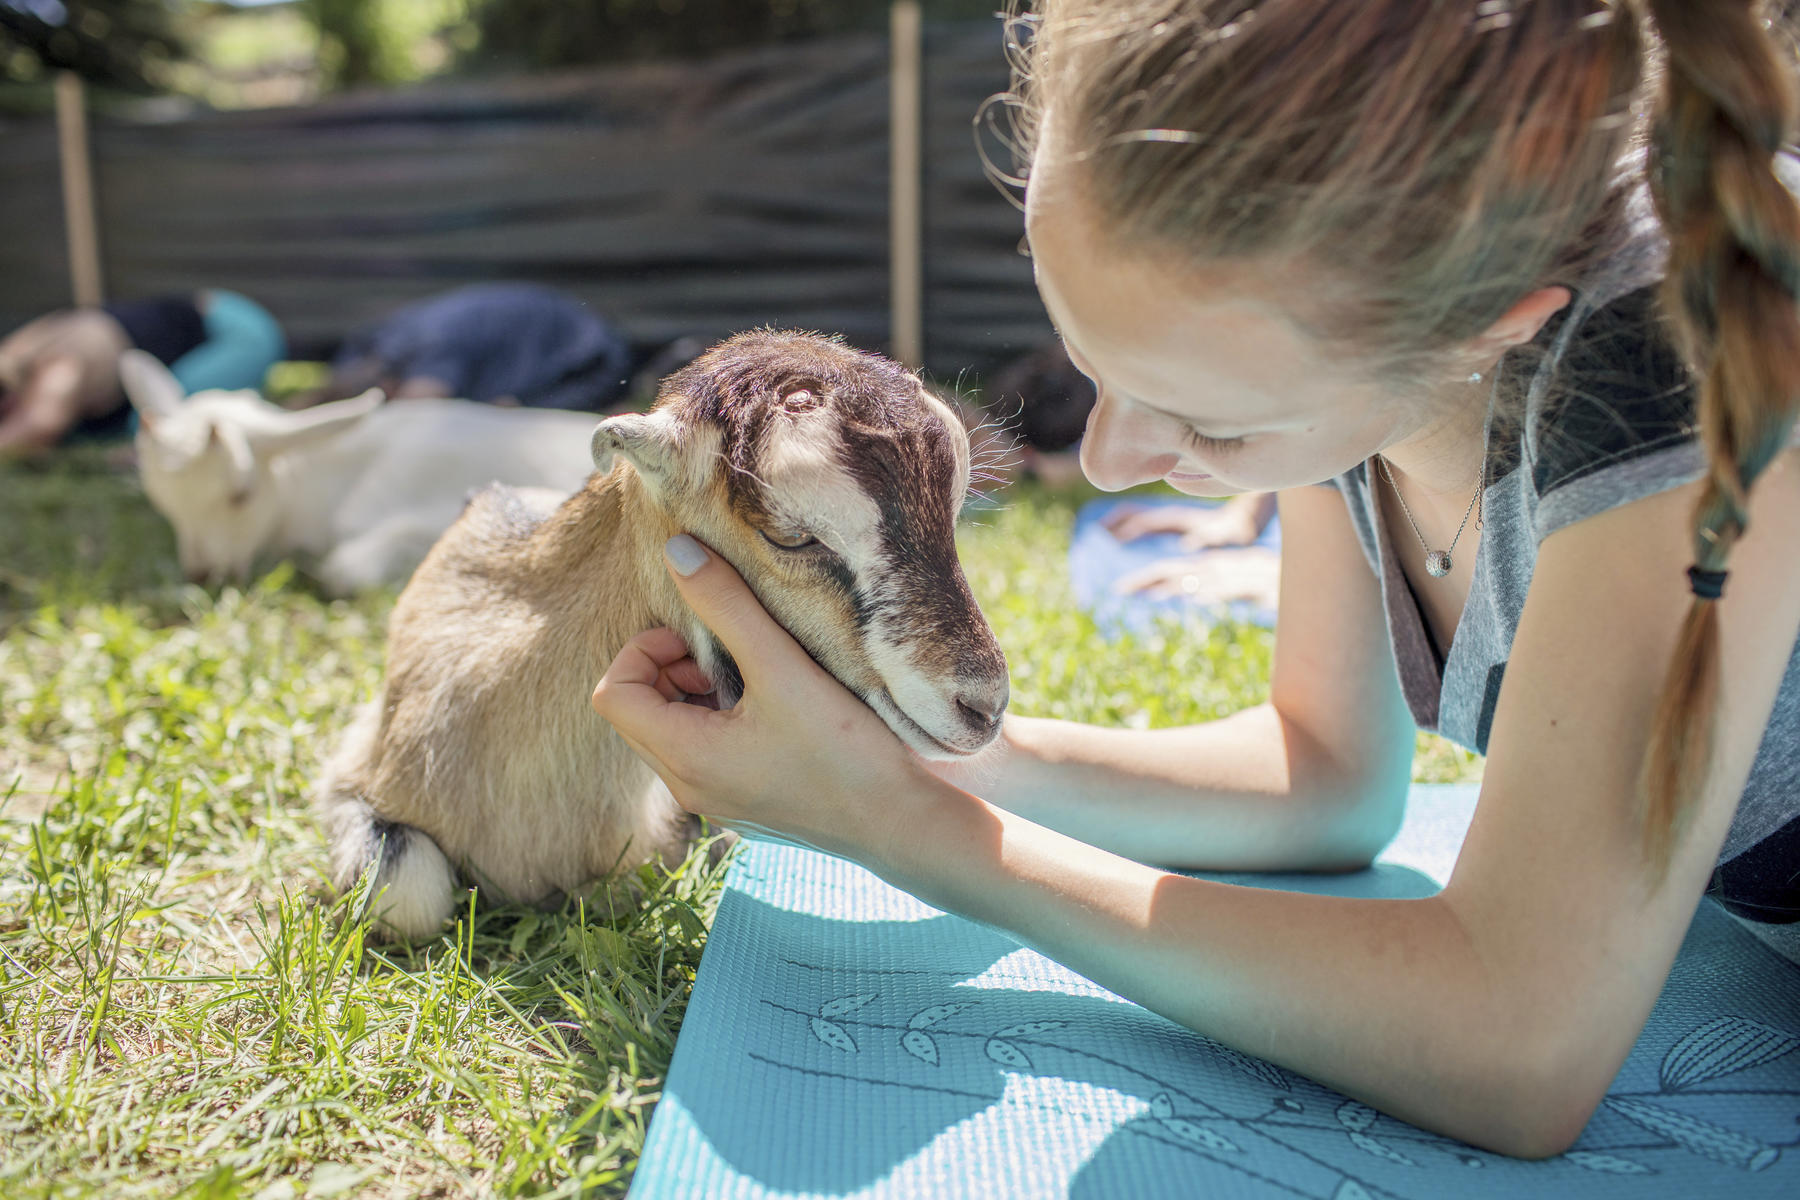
[{"x1": 1024, "y1": 152, "x2": 1416, "y2": 496}]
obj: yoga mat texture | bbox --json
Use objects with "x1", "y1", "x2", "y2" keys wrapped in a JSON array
[
  {"x1": 633, "y1": 784, "x2": 1800, "y2": 1198},
  {"x1": 1069, "y1": 497, "x2": 1282, "y2": 634}
]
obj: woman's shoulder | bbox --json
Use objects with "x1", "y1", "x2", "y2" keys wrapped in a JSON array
[
  {"x1": 1514, "y1": 154, "x2": 1800, "y2": 519},
  {"x1": 1506, "y1": 277, "x2": 1708, "y2": 543},
  {"x1": 1522, "y1": 285, "x2": 1696, "y2": 497}
]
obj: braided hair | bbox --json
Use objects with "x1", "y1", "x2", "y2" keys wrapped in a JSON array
[{"x1": 1639, "y1": 0, "x2": 1800, "y2": 866}]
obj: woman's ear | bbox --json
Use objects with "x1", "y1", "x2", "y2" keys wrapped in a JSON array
[{"x1": 1469, "y1": 286, "x2": 1573, "y2": 364}]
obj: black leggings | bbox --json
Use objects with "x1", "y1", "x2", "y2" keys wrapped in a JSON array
[{"x1": 1712, "y1": 816, "x2": 1800, "y2": 924}]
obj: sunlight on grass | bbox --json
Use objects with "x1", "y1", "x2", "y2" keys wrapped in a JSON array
[{"x1": 0, "y1": 454, "x2": 1478, "y2": 1197}]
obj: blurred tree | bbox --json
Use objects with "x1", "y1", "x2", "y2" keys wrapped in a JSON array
[
  {"x1": 298, "y1": 0, "x2": 460, "y2": 89},
  {"x1": 468, "y1": 0, "x2": 997, "y2": 69},
  {"x1": 1, "y1": 0, "x2": 1002, "y2": 102},
  {"x1": 0, "y1": 0, "x2": 186, "y2": 88}
]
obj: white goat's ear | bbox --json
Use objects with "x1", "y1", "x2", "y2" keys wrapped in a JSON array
[
  {"x1": 211, "y1": 421, "x2": 257, "y2": 502},
  {"x1": 118, "y1": 350, "x2": 184, "y2": 428},
  {"x1": 236, "y1": 388, "x2": 383, "y2": 453},
  {"x1": 592, "y1": 410, "x2": 684, "y2": 484}
]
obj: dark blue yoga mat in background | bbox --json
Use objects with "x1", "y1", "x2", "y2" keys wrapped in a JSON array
[
  {"x1": 632, "y1": 784, "x2": 1800, "y2": 1199},
  {"x1": 1069, "y1": 496, "x2": 1282, "y2": 635}
]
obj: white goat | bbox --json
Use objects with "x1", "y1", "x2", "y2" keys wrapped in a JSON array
[
  {"x1": 314, "y1": 330, "x2": 1010, "y2": 940},
  {"x1": 118, "y1": 350, "x2": 601, "y2": 595}
]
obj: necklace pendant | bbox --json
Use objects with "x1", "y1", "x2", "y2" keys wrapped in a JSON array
[{"x1": 1425, "y1": 550, "x2": 1453, "y2": 577}]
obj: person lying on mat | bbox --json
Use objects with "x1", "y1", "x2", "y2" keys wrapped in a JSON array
[
  {"x1": 0, "y1": 290, "x2": 285, "y2": 454},
  {"x1": 1104, "y1": 491, "x2": 1281, "y2": 602},
  {"x1": 590, "y1": 1, "x2": 1800, "y2": 1158},
  {"x1": 294, "y1": 282, "x2": 635, "y2": 413}
]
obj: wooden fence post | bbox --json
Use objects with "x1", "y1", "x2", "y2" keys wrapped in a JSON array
[
  {"x1": 54, "y1": 70, "x2": 105, "y2": 307},
  {"x1": 889, "y1": 1, "x2": 924, "y2": 370}
]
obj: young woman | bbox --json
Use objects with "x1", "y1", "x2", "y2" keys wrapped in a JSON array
[{"x1": 590, "y1": 1, "x2": 1800, "y2": 1156}]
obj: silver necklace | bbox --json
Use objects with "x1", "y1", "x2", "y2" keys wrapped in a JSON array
[
  {"x1": 1378, "y1": 455, "x2": 1482, "y2": 577},
  {"x1": 1377, "y1": 368, "x2": 1492, "y2": 579}
]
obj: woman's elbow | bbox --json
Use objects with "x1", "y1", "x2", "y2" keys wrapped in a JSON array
[
  {"x1": 1462, "y1": 1028, "x2": 1618, "y2": 1159},
  {"x1": 1472, "y1": 1091, "x2": 1600, "y2": 1161},
  {"x1": 1307, "y1": 776, "x2": 1408, "y2": 870}
]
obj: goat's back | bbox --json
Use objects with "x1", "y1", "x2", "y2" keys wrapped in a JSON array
[
  {"x1": 326, "y1": 400, "x2": 599, "y2": 538},
  {"x1": 321, "y1": 478, "x2": 680, "y2": 905}
]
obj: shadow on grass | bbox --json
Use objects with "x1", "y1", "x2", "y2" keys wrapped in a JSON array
[
  {"x1": 0, "y1": 446, "x2": 363, "y2": 628},
  {"x1": 1, "y1": 446, "x2": 182, "y2": 622}
]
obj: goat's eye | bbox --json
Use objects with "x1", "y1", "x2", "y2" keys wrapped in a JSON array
[{"x1": 760, "y1": 528, "x2": 818, "y2": 550}]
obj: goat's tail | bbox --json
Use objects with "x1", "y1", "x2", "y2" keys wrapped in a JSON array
[
  {"x1": 320, "y1": 793, "x2": 460, "y2": 942},
  {"x1": 315, "y1": 705, "x2": 460, "y2": 942}
]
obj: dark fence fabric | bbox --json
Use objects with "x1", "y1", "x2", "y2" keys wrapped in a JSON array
[{"x1": 0, "y1": 23, "x2": 1053, "y2": 381}]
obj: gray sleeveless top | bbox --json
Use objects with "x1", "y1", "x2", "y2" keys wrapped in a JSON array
[{"x1": 1329, "y1": 239, "x2": 1800, "y2": 873}]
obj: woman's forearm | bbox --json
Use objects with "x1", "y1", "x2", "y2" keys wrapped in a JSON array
[
  {"x1": 958, "y1": 704, "x2": 1409, "y2": 870},
  {"x1": 870, "y1": 778, "x2": 1610, "y2": 1158}
]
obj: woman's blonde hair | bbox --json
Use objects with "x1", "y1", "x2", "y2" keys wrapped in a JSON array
[{"x1": 1000, "y1": 1, "x2": 1800, "y2": 867}]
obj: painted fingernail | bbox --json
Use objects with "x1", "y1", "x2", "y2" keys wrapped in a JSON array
[{"x1": 665, "y1": 534, "x2": 709, "y2": 576}]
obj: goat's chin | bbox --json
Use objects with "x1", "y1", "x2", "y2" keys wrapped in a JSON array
[{"x1": 870, "y1": 689, "x2": 987, "y2": 761}]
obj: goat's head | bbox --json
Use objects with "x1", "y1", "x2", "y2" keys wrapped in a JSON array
[
  {"x1": 120, "y1": 350, "x2": 382, "y2": 585},
  {"x1": 592, "y1": 330, "x2": 1009, "y2": 759}
]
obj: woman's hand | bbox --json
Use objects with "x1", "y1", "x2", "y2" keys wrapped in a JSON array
[
  {"x1": 1103, "y1": 491, "x2": 1279, "y2": 550},
  {"x1": 1111, "y1": 547, "x2": 1281, "y2": 606},
  {"x1": 591, "y1": 533, "x2": 935, "y2": 862},
  {"x1": 1102, "y1": 501, "x2": 1255, "y2": 550}
]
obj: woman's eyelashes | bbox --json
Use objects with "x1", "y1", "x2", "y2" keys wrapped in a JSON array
[{"x1": 1180, "y1": 424, "x2": 1247, "y2": 455}]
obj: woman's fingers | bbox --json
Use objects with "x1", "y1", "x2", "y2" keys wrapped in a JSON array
[
  {"x1": 1105, "y1": 506, "x2": 1214, "y2": 544},
  {"x1": 611, "y1": 624, "x2": 724, "y2": 700},
  {"x1": 1112, "y1": 551, "x2": 1281, "y2": 604},
  {"x1": 591, "y1": 628, "x2": 718, "y2": 751},
  {"x1": 664, "y1": 656, "x2": 716, "y2": 699},
  {"x1": 661, "y1": 534, "x2": 810, "y2": 691},
  {"x1": 1101, "y1": 505, "x2": 1158, "y2": 541},
  {"x1": 1113, "y1": 556, "x2": 1223, "y2": 598}
]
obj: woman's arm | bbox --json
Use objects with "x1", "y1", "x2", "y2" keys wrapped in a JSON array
[
  {"x1": 949, "y1": 486, "x2": 1415, "y2": 870},
  {"x1": 594, "y1": 455, "x2": 1800, "y2": 1156}
]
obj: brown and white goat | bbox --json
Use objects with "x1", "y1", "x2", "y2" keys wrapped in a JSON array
[{"x1": 314, "y1": 331, "x2": 1009, "y2": 939}]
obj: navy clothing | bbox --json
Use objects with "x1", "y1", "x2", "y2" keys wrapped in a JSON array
[
  {"x1": 102, "y1": 294, "x2": 206, "y2": 367},
  {"x1": 1331, "y1": 266, "x2": 1799, "y2": 923},
  {"x1": 332, "y1": 284, "x2": 633, "y2": 412},
  {"x1": 1715, "y1": 818, "x2": 1800, "y2": 924}
]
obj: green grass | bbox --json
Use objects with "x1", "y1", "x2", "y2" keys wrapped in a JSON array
[{"x1": 0, "y1": 452, "x2": 1479, "y2": 1198}]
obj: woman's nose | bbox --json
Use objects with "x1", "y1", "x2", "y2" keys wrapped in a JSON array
[{"x1": 1078, "y1": 393, "x2": 1179, "y2": 492}]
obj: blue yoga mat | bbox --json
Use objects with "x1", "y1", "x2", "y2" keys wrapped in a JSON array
[
  {"x1": 633, "y1": 783, "x2": 1800, "y2": 1198},
  {"x1": 1069, "y1": 497, "x2": 1283, "y2": 634}
]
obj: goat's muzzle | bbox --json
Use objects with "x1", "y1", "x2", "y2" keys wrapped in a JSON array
[{"x1": 953, "y1": 678, "x2": 1009, "y2": 742}]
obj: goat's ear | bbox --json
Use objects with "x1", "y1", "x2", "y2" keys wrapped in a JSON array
[
  {"x1": 592, "y1": 410, "x2": 686, "y2": 485},
  {"x1": 236, "y1": 388, "x2": 383, "y2": 453},
  {"x1": 118, "y1": 350, "x2": 184, "y2": 429},
  {"x1": 211, "y1": 421, "x2": 257, "y2": 502}
]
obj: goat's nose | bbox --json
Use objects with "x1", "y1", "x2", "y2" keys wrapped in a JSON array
[{"x1": 954, "y1": 680, "x2": 1009, "y2": 735}]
